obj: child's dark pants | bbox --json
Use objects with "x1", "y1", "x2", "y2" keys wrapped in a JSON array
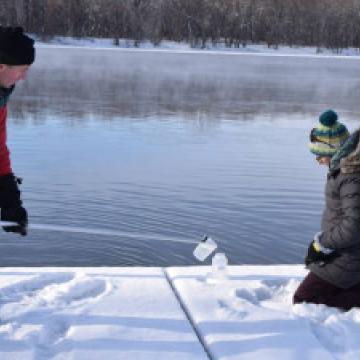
[{"x1": 293, "y1": 272, "x2": 360, "y2": 311}]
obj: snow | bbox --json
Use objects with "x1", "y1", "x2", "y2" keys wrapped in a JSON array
[
  {"x1": 0, "y1": 267, "x2": 207, "y2": 360},
  {"x1": 33, "y1": 36, "x2": 360, "y2": 59},
  {"x1": 0, "y1": 266, "x2": 360, "y2": 359}
]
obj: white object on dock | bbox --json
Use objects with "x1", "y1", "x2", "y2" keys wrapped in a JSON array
[
  {"x1": 206, "y1": 252, "x2": 229, "y2": 284},
  {"x1": 193, "y1": 236, "x2": 217, "y2": 262}
]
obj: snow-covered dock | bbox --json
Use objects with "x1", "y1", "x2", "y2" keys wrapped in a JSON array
[{"x1": 0, "y1": 266, "x2": 359, "y2": 359}]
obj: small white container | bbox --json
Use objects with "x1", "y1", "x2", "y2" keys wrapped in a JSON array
[
  {"x1": 211, "y1": 252, "x2": 228, "y2": 280},
  {"x1": 193, "y1": 236, "x2": 217, "y2": 261}
]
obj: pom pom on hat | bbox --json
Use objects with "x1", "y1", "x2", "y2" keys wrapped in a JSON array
[
  {"x1": 0, "y1": 27, "x2": 35, "y2": 66},
  {"x1": 309, "y1": 110, "x2": 350, "y2": 158},
  {"x1": 319, "y1": 109, "x2": 338, "y2": 127}
]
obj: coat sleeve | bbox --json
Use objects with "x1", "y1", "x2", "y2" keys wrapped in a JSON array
[
  {"x1": 321, "y1": 176, "x2": 360, "y2": 250},
  {"x1": 0, "y1": 106, "x2": 12, "y2": 176}
]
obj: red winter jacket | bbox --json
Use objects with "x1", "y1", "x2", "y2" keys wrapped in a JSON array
[{"x1": 0, "y1": 87, "x2": 14, "y2": 176}]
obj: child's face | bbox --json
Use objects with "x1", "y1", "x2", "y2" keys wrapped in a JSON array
[
  {"x1": 0, "y1": 64, "x2": 30, "y2": 88},
  {"x1": 316, "y1": 156, "x2": 331, "y2": 166}
]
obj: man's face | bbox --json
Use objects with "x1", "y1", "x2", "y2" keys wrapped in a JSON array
[{"x1": 0, "y1": 64, "x2": 30, "y2": 88}]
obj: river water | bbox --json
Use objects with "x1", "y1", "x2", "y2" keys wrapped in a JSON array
[{"x1": 1, "y1": 46, "x2": 359, "y2": 266}]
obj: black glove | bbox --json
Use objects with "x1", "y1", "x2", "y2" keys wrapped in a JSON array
[
  {"x1": 305, "y1": 240, "x2": 338, "y2": 267},
  {"x1": 1, "y1": 206, "x2": 28, "y2": 235},
  {"x1": 0, "y1": 173, "x2": 28, "y2": 236}
]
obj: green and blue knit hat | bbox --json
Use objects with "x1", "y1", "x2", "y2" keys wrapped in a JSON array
[{"x1": 309, "y1": 110, "x2": 350, "y2": 157}]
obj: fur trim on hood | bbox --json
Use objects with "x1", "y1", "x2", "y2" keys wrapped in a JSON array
[{"x1": 329, "y1": 129, "x2": 360, "y2": 174}]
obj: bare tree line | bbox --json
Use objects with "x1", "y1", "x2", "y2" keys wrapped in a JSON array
[{"x1": 1, "y1": 0, "x2": 360, "y2": 50}]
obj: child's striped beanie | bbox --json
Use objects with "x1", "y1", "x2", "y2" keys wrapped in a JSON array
[{"x1": 309, "y1": 110, "x2": 350, "y2": 157}]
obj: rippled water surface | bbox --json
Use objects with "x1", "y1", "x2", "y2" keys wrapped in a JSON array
[{"x1": 1, "y1": 47, "x2": 359, "y2": 266}]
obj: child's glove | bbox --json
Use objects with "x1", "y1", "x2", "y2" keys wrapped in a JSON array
[{"x1": 305, "y1": 232, "x2": 338, "y2": 266}]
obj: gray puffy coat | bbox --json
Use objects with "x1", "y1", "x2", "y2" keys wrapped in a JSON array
[{"x1": 309, "y1": 129, "x2": 360, "y2": 289}]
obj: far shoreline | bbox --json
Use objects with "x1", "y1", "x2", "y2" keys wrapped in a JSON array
[{"x1": 34, "y1": 36, "x2": 360, "y2": 60}]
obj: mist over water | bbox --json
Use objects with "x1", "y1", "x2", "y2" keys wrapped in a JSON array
[{"x1": 1, "y1": 47, "x2": 359, "y2": 266}]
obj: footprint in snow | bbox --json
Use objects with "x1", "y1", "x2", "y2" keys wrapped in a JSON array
[
  {"x1": 56, "y1": 277, "x2": 109, "y2": 305},
  {"x1": 0, "y1": 272, "x2": 75, "y2": 304},
  {"x1": 33, "y1": 318, "x2": 71, "y2": 359},
  {"x1": 235, "y1": 278, "x2": 298, "y2": 306},
  {"x1": 261, "y1": 278, "x2": 292, "y2": 288},
  {"x1": 39, "y1": 318, "x2": 70, "y2": 345},
  {"x1": 300, "y1": 307, "x2": 360, "y2": 358},
  {"x1": 0, "y1": 274, "x2": 109, "y2": 322},
  {"x1": 235, "y1": 286, "x2": 273, "y2": 305},
  {"x1": 217, "y1": 297, "x2": 248, "y2": 319},
  {"x1": 309, "y1": 314, "x2": 347, "y2": 357}
]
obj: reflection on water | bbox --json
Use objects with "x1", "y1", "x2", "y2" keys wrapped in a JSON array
[{"x1": 1, "y1": 47, "x2": 359, "y2": 266}]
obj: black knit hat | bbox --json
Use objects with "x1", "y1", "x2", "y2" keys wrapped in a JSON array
[{"x1": 0, "y1": 27, "x2": 35, "y2": 65}]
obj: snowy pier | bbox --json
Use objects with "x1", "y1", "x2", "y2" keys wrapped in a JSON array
[{"x1": 0, "y1": 266, "x2": 359, "y2": 359}]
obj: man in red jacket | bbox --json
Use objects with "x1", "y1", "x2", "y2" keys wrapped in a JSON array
[{"x1": 0, "y1": 27, "x2": 35, "y2": 236}]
